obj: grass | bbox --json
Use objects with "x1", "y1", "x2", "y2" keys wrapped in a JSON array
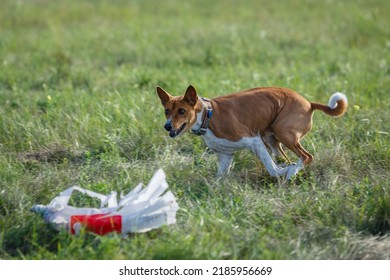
[{"x1": 0, "y1": 0, "x2": 389, "y2": 259}]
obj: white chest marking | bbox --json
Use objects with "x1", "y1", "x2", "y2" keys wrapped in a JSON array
[{"x1": 203, "y1": 130, "x2": 254, "y2": 154}]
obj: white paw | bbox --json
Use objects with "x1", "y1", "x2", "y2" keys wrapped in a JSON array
[
  {"x1": 286, "y1": 160, "x2": 303, "y2": 180},
  {"x1": 286, "y1": 166, "x2": 298, "y2": 180}
]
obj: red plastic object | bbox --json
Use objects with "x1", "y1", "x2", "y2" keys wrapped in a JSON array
[{"x1": 70, "y1": 214, "x2": 122, "y2": 235}]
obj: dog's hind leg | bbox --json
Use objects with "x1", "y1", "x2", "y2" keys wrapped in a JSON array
[
  {"x1": 277, "y1": 134, "x2": 313, "y2": 165},
  {"x1": 276, "y1": 133, "x2": 314, "y2": 179},
  {"x1": 263, "y1": 131, "x2": 291, "y2": 165},
  {"x1": 275, "y1": 142, "x2": 291, "y2": 165}
]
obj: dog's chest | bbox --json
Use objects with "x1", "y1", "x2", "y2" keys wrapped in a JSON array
[{"x1": 202, "y1": 130, "x2": 257, "y2": 154}]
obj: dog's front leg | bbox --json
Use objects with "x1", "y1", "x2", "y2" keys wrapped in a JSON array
[
  {"x1": 286, "y1": 159, "x2": 304, "y2": 180},
  {"x1": 216, "y1": 153, "x2": 234, "y2": 178},
  {"x1": 252, "y1": 137, "x2": 291, "y2": 178}
]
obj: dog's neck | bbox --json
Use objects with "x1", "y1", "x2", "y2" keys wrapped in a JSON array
[{"x1": 190, "y1": 97, "x2": 213, "y2": 136}]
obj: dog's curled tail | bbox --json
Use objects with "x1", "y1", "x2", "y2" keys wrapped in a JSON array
[{"x1": 311, "y1": 92, "x2": 348, "y2": 117}]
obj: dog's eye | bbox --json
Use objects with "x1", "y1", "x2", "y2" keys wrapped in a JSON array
[
  {"x1": 178, "y1": 108, "x2": 186, "y2": 115},
  {"x1": 164, "y1": 109, "x2": 169, "y2": 115}
]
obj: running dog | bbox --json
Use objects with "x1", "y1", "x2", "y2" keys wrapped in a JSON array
[{"x1": 156, "y1": 85, "x2": 347, "y2": 179}]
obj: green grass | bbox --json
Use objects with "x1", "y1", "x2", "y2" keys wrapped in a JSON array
[{"x1": 1, "y1": 0, "x2": 389, "y2": 259}]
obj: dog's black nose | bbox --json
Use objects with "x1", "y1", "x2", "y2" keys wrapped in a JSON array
[{"x1": 164, "y1": 122, "x2": 172, "y2": 131}]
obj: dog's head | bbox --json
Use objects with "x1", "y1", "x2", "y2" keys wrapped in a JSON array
[{"x1": 156, "y1": 85, "x2": 200, "y2": 138}]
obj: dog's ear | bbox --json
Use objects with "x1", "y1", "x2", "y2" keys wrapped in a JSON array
[
  {"x1": 156, "y1": 86, "x2": 172, "y2": 106},
  {"x1": 183, "y1": 85, "x2": 198, "y2": 106}
]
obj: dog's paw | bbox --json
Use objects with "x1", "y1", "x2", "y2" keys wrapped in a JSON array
[
  {"x1": 279, "y1": 162, "x2": 294, "y2": 168},
  {"x1": 286, "y1": 161, "x2": 303, "y2": 180},
  {"x1": 286, "y1": 167, "x2": 298, "y2": 180}
]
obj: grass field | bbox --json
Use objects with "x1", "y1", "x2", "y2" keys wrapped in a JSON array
[{"x1": 0, "y1": 0, "x2": 389, "y2": 259}]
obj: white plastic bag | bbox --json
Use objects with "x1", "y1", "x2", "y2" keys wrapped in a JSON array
[{"x1": 31, "y1": 169, "x2": 179, "y2": 235}]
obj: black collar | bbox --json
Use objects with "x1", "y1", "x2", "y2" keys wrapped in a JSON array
[{"x1": 191, "y1": 98, "x2": 213, "y2": 136}]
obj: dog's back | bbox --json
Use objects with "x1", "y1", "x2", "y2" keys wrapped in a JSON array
[{"x1": 209, "y1": 87, "x2": 312, "y2": 141}]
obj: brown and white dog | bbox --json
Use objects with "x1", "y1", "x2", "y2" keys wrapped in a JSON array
[{"x1": 156, "y1": 85, "x2": 347, "y2": 179}]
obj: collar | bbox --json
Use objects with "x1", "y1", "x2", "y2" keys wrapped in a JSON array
[{"x1": 190, "y1": 97, "x2": 213, "y2": 136}]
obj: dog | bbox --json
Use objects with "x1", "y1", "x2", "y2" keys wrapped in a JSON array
[{"x1": 156, "y1": 85, "x2": 347, "y2": 179}]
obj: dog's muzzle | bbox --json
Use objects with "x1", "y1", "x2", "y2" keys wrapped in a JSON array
[
  {"x1": 164, "y1": 121, "x2": 172, "y2": 132},
  {"x1": 164, "y1": 120, "x2": 186, "y2": 138}
]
